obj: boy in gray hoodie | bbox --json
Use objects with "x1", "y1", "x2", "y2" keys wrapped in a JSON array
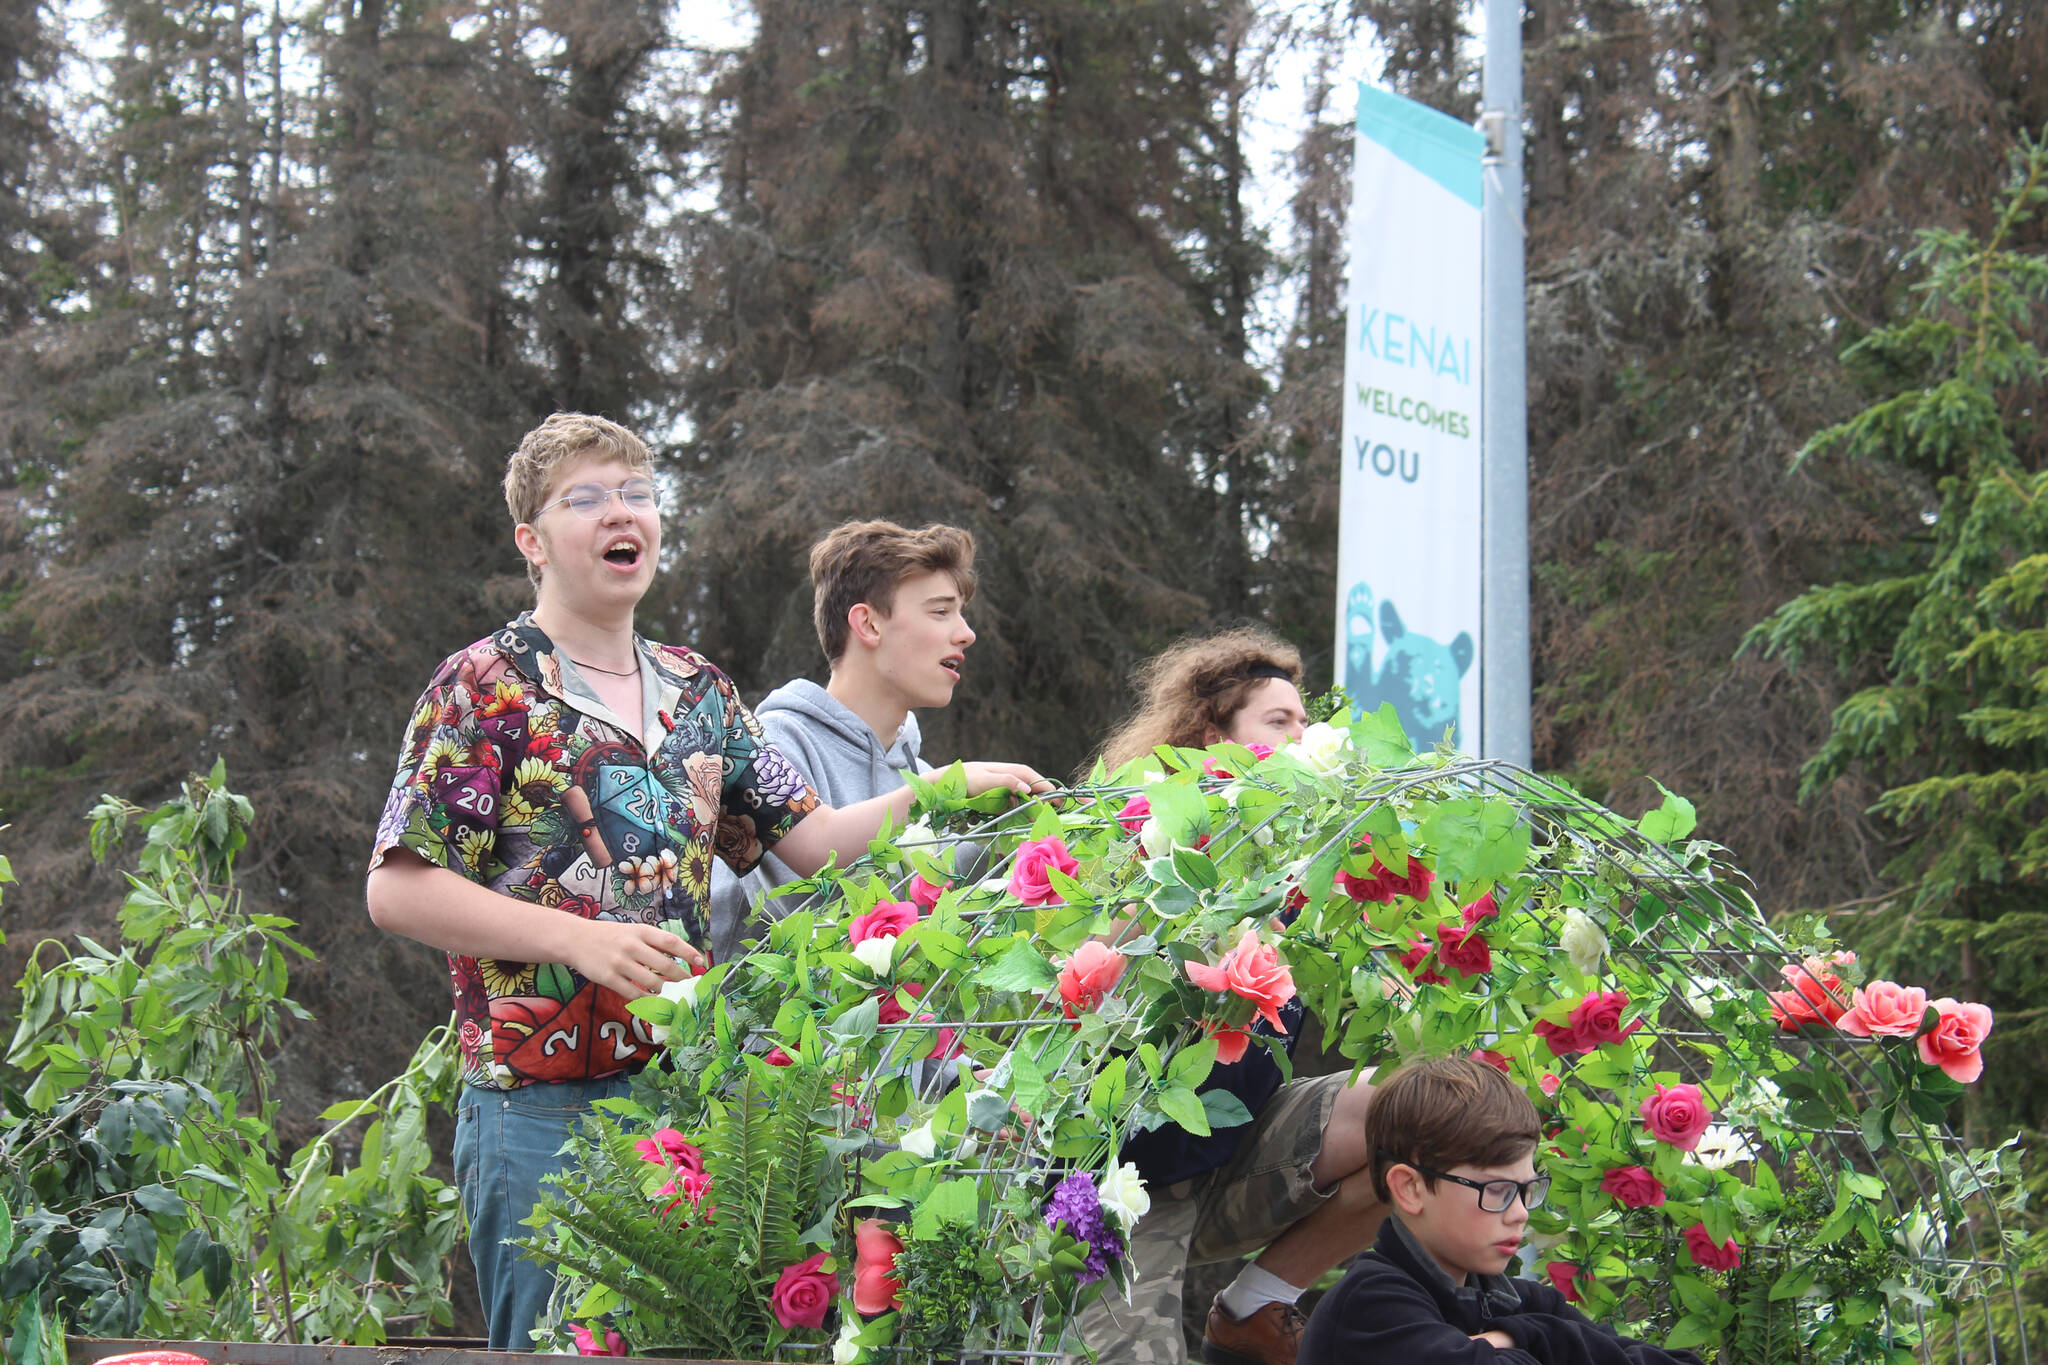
[{"x1": 709, "y1": 520, "x2": 981, "y2": 961}]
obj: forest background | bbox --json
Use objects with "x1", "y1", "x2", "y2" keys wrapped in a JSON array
[{"x1": 2, "y1": 0, "x2": 2046, "y2": 1311}]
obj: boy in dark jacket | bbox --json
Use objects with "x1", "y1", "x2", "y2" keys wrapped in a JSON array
[{"x1": 1298, "y1": 1055, "x2": 1704, "y2": 1365}]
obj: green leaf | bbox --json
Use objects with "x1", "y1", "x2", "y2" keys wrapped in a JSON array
[
  {"x1": 131, "y1": 1184, "x2": 185, "y2": 1216},
  {"x1": 1639, "y1": 782, "x2": 1698, "y2": 844},
  {"x1": 1663, "y1": 1313, "x2": 1721, "y2": 1353},
  {"x1": 1671, "y1": 1273, "x2": 1720, "y2": 1316},
  {"x1": 1171, "y1": 844, "x2": 1221, "y2": 891},
  {"x1": 1417, "y1": 798, "x2": 1531, "y2": 883},
  {"x1": 1349, "y1": 703, "x2": 1415, "y2": 767},
  {"x1": 1199, "y1": 1090, "x2": 1253, "y2": 1130},
  {"x1": 1167, "y1": 1038, "x2": 1218, "y2": 1088},
  {"x1": 1770, "y1": 1264, "x2": 1818, "y2": 1301},
  {"x1": 827, "y1": 995, "x2": 882, "y2": 1043},
  {"x1": 1157, "y1": 1085, "x2": 1211, "y2": 1137},
  {"x1": 910, "y1": 1179, "x2": 981, "y2": 1240},
  {"x1": 975, "y1": 940, "x2": 1060, "y2": 992}
]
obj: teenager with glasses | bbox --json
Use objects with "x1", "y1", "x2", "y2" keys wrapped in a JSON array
[
  {"x1": 365, "y1": 414, "x2": 1050, "y2": 1350},
  {"x1": 1298, "y1": 1055, "x2": 1704, "y2": 1365}
]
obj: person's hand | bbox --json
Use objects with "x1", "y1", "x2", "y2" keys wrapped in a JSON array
[
  {"x1": 564, "y1": 919, "x2": 706, "y2": 999},
  {"x1": 961, "y1": 761, "x2": 1055, "y2": 800},
  {"x1": 1471, "y1": 1329, "x2": 1516, "y2": 1350}
]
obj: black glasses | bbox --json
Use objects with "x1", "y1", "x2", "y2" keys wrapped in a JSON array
[
  {"x1": 1383, "y1": 1154, "x2": 1550, "y2": 1212},
  {"x1": 540, "y1": 479, "x2": 660, "y2": 520}
]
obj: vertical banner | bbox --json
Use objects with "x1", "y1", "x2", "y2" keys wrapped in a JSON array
[{"x1": 1336, "y1": 84, "x2": 1488, "y2": 754}]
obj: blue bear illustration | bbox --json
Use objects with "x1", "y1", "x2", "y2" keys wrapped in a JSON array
[{"x1": 1343, "y1": 581, "x2": 1473, "y2": 746}]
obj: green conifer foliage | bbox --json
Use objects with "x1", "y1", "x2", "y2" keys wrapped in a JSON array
[{"x1": 1747, "y1": 136, "x2": 2048, "y2": 1141}]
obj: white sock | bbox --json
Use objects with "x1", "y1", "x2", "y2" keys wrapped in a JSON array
[{"x1": 1216, "y1": 1263, "x2": 1305, "y2": 1321}]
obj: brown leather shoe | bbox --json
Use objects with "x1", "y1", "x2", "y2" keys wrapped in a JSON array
[{"x1": 1201, "y1": 1296, "x2": 1307, "y2": 1365}]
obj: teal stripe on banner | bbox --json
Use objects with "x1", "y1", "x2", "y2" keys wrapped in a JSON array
[{"x1": 1356, "y1": 83, "x2": 1485, "y2": 209}]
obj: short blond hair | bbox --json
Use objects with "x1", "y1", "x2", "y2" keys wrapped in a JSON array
[
  {"x1": 503, "y1": 414, "x2": 654, "y2": 588},
  {"x1": 809, "y1": 521, "x2": 978, "y2": 664}
]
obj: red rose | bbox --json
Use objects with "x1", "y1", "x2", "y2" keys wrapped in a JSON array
[
  {"x1": 1639, "y1": 1083, "x2": 1712, "y2": 1150},
  {"x1": 1436, "y1": 923, "x2": 1492, "y2": 977},
  {"x1": 1010, "y1": 836, "x2": 1081, "y2": 906},
  {"x1": 1534, "y1": 1017, "x2": 1590, "y2": 1057},
  {"x1": 1917, "y1": 998, "x2": 1993, "y2": 1083},
  {"x1": 1399, "y1": 936, "x2": 1449, "y2": 986},
  {"x1": 852, "y1": 1219, "x2": 905, "y2": 1315},
  {"x1": 1474, "y1": 1050, "x2": 1512, "y2": 1074},
  {"x1": 849, "y1": 900, "x2": 920, "y2": 946},
  {"x1": 1461, "y1": 892, "x2": 1498, "y2": 925},
  {"x1": 1684, "y1": 1224, "x2": 1741, "y2": 1272},
  {"x1": 877, "y1": 981, "x2": 927, "y2": 1026},
  {"x1": 1335, "y1": 836, "x2": 1431, "y2": 905},
  {"x1": 1545, "y1": 1261, "x2": 1585, "y2": 1303},
  {"x1": 764, "y1": 1046, "x2": 794, "y2": 1066},
  {"x1": 1057, "y1": 941, "x2": 1127, "y2": 1017},
  {"x1": 1117, "y1": 794, "x2": 1151, "y2": 835},
  {"x1": 1569, "y1": 990, "x2": 1642, "y2": 1047},
  {"x1": 769, "y1": 1251, "x2": 837, "y2": 1329},
  {"x1": 1185, "y1": 930, "x2": 1297, "y2": 1032},
  {"x1": 1599, "y1": 1166, "x2": 1665, "y2": 1208}
]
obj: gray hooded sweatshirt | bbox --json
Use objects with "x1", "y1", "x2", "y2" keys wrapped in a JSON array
[{"x1": 709, "y1": 679, "x2": 933, "y2": 964}]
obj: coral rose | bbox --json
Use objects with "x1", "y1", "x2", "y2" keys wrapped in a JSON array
[
  {"x1": 1599, "y1": 1166, "x2": 1665, "y2": 1208},
  {"x1": 1010, "y1": 835, "x2": 1081, "y2": 906},
  {"x1": 1436, "y1": 923, "x2": 1492, "y2": 977},
  {"x1": 1184, "y1": 930, "x2": 1297, "y2": 1031},
  {"x1": 769, "y1": 1250, "x2": 837, "y2": 1329},
  {"x1": 852, "y1": 1218, "x2": 905, "y2": 1315},
  {"x1": 1768, "y1": 955, "x2": 1852, "y2": 1029},
  {"x1": 1684, "y1": 1224, "x2": 1741, "y2": 1272},
  {"x1": 1058, "y1": 940, "x2": 1127, "y2": 1017},
  {"x1": 1639, "y1": 1083, "x2": 1712, "y2": 1151},
  {"x1": 1917, "y1": 998, "x2": 1993, "y2": 1083},
  {"x1": 1836, "y1": 979, "x2": 1932, "y2": 1039},
  {"x1": 1205, "y1": 1021, "x2": 1253, "y2": 1066},
  {"x1": 848, "y1": 900, "x2": 919, "y2": 946}
]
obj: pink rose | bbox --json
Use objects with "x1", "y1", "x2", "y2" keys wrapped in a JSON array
[
  {"x1": 1768, "y1": 955, "x2": 1852, "y2": 1030},
  {"x1": 1203, "y1": 744, "x2": 1273, "y2": 779},
  {"x1": 1117, "y1": 794, "x2": 1151, "y2": 834},
  {"x1": 1917, "y1": 998, "x2": 1993, "y2": 1083},
  {"x1": 1569, "y1": 990, "x2": 1643, "y2": 1047},
  {"x1": 1836, "y1": 979, "x2": 1932, "y2": 1039},
  {"x1": 1206, "y1": 1021, "x2": 1253, "y2": 1066},
  {"x1": 633, "y1": 1128, "x2": 704, "y2": 1173},
  {"x1": 1534, "y1": 1017, "x2": 1590, "y2": 1057},
  {"x1": 1639, "y1": 1083, "x2": 1712, "y2": 1150},
  {"x1": 1184, "y1": 930, "x2": 1297, "y2": 1032},
  {"x1": 928, "y1": 1024, "x2": 963, "y2": 1060},
  {"x1": 853, "y1": 1218, "x2": 905, "y2": 1315},
  {"x1": 1399, "y1": 936, "x2": 1449, "y2": 986},
  {"x1": 1057, "y1": 941, "x2": 1127, "y2": 1017},
  {"x1": 765, "y1": 1046, "x2": 794, "y2": 1066},
  {"x1": 877, "y1": 981, "x2": 927, "y2": 1026},
  {"x1": 1461, "y1": 892, "x2": 1499, "y2": 925},
  {"x1": 1539, "y1": 1072, "x2": 1562, "y2": 1097},
  {"x1": 769, "y1": 1250, "x2": 837, "y2": 1329},
  {"x1": 1436, "y1": 923, "x2": 1492, "y2": 977},
  {"x1": 1545, "y1": 1261, "x2": 1585, "y2": 1303},
  {"x1": 849, "y1": 900, "x2": 920, "y2": 945},
  {"x1": 570, "y1": 1324, "x2": 625, "y2": 1356},
  {"x1": 907, "y1": 874, "x2": 949, "y2": 910},
  {"x1": 1599, "y1": 1166, "x2": 1665, "y2": 1208},
  {"x1": 655, "y1": 1168, "x2": 713, "y2": 1217},
  {"x1": 1010, "y1": 836, "x2": 1081, "y2": 906},
  {"x1": 1684, "y1": 1224, "x2": 1741, "y2": 1272}
]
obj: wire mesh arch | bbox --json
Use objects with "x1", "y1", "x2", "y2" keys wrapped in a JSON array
[{"x1": 570, "y1": 747, "x2": 2030, "y2": 1364}]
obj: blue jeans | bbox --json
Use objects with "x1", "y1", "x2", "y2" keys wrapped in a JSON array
[{"x1": 454, "y1": 1075, "x2": 631, "y2": 1351}]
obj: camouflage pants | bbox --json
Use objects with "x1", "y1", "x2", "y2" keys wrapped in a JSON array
[{"x1": 1069, "y1": 1072, "x2": 1346, "y2": 1365}]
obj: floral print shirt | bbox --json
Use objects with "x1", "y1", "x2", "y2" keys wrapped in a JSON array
[{"x1": 371, "y1": 614, "x2": 819, "y2": 1090}]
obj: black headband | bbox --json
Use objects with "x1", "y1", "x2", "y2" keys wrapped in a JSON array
[
  {"x1": 1201, "y1": 662, "x2": 1295, "y2": 697},
  {"x1": 1242, "y1": 663, "x2": 1295, "y2": 684}
]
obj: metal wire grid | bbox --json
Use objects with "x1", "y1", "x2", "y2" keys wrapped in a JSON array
[{"x1": 763, "y1": 758, "x2": 2026, "y2": 1364}]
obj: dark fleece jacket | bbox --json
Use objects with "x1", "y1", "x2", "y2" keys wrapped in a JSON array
[{"x1": 1298, "y1": 1218, "x2": 1706, "y2": 1365}]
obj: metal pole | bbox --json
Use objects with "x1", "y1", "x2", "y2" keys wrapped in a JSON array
[{"x1": 1480, "y1": 0, "x2": 1531, "y2": 766}]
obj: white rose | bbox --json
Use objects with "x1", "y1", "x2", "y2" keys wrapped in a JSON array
[
  {"x1": 1139, "y1": 818, "x2": 1171, "y2": 858},
  {"x1": 832, "y1": 1317, "x2": 864, "y2": 1365},
  {"x1": 1295, "y1": 722, "x2": 1353, "y2": 775},
  {"x1": 1098, "y1": 1161, "x2": 1152, "y2": 1230},
  {"x1": 899, "y1": 816, "x2": 937, "y2": 848},
  {"x1": 899, "y1": 1119, "x2": 938, "y2": 1159},
  {"x1": 851, "y1": 935, "x2": 897, "y2": 976},
  {"x1": 1559, "y1": 909, "x2": 1608, "y2": 975},
  {"x1": 659, "y1": 972, "x2": 704, "y2": 1008},
  {"x1": 1688, "y1": 1125, "x2": 1757, "y2": 1171}
]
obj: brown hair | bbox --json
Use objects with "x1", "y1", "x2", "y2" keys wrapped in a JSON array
[
  {"x1": 809, "y1": 520, "x2": 978, "y2": 663},
  {"x1": 503, "y1": 413, "x2": 655, "y2": 589},
  {"x1": 1363, "y1": 1054, "x2": 1542, "y2": 1204},
  {"x1": 1091, "y1": 627, "x2": 1304, "y2": 774}
]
